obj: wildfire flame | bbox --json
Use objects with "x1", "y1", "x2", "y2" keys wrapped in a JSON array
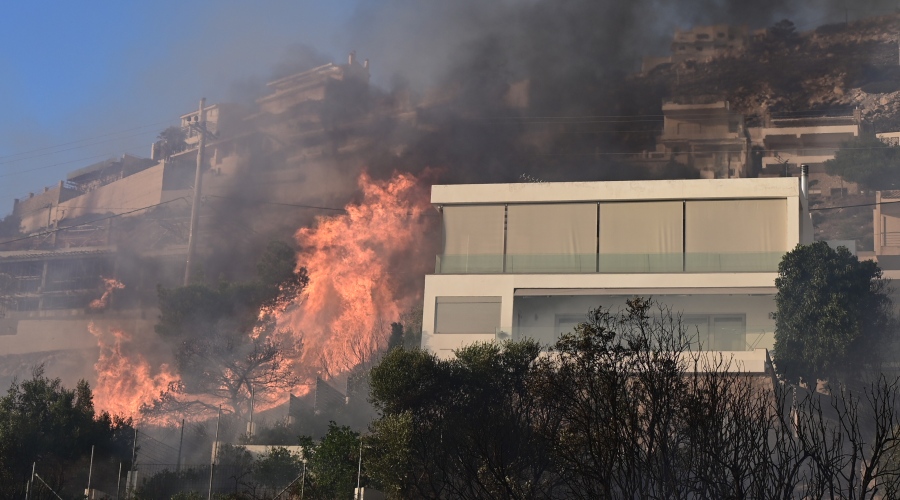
[
  {"x1": 89, "y1": 322, "x2": 180, "y2": 424},
  {"x1": 278, "y1": 171, "x2": 434, "y2": 383},
  {"x1": 89, "y1": 277, "x2": 125, "y2": 311}
]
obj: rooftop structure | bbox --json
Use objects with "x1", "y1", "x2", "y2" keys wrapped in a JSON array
[{"x1": 256, "y1": 53, "x2": 370, "y2": 117}]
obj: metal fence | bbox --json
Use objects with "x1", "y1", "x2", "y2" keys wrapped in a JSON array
[{"x1": 120, "y1": 462, "x2": 302, "y2": 499}]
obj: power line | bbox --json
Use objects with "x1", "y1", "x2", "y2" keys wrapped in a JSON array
[
  {"x1": 0, "y1": 129, "x2": 167, "y2": 167},
  {"x1": 0, "y1": 118, "x2": 177, "y2": 162},
  {"x1": 473, "y1": 108, "x2": 858, "y2": 120},
  {"x1": 0, "y1": 138, "x2": 153, "y2": 179},
  {"x1": 0, "y1": 197, "x2": 190, "y2": 247},
  {"x1": 810, "y1": 199, "x2": 900, "y2": 211},
  {"x1": 204, "y1": 194, "x2": 347, "y2": 212}
]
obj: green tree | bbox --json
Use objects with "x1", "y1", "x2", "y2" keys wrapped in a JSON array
[
  {"x1": 0, "y1": 366, "x2": 134, "y2": 498},
  {"x1": 253, "y1": 446, "x2": 304, "y2": 492},
  {"x1": 149, "y1": 241, "x2": 308, "y2": 420},
  {"x1": 773, "y1": 241, "x2": 895, "y2": 383},
  {"x1": 305, "y1": 422, "x2": 362, "y2": 499},
  {"x1": 825, "y1": 136, "x2": 900, "y2": 190},
  {"x1": 0, "y1": 213, "x2": 21, "y2": 238},
  {"x1": 368, "y1": 341, "x2": 559, "y2": 499},
  {"x1": 156, "y1": 126, "x2": 188, "y2": 159},
  {"x1": 366, "y1": 299, "x2": 900, "y2": 498}
]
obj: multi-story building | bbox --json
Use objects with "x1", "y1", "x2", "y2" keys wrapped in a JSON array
[
  {"x1": 671, "y1": 24, "x2": 751, "y2": 65},
  {"x1": 657, "y1": 101, "x2": 750, "y2": 178},
  {"x1": 626, "y1": 100, "x2": 750, "y2": 179},
  {"x1": 873, "y1": 190, "x2": 900, "y2": 268},
  {"x1": 753, "y1": 112, "x2": 862, "y2": 198},
  {"x1": 421, "y1": 176, "x2": 813, "y2": 359},
  {"x1": 642, "y1": 24, "x2": 751, "y2": 73}
]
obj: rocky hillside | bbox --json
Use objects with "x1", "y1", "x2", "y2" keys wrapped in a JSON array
[
  {"x1": 636, "y1": 14, "x2": 900, "y2": 130},
  {"x1": 627, "y1": 15, "x2": 900, "y2": 251}
]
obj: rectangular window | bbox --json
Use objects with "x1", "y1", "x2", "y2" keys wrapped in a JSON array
[
  {"x1": 684, "y1": 199, "x2": 787, "y2": 271},
  {"x1": 683, "y1": 314, "x2": 746, "y2": 351},
  {"x1": 441, "y1": 205, "x2": 505, "y2": 273},
  {"x1": 434, "y1": 296, "x2": 502, "y2": 334},
  {"x1": 599, "y1": 201, "x2": 683, "y2": 272},
  {"x1": 555, "y1": 314, "x2": 587, "y2": 337},
  {"x1": 505, "y1": 204, "x2": 597, "y2": 273}
]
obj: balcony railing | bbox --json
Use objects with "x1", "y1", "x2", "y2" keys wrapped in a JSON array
[
  {"x1": 506, "y1": 325, "x2": 774, "y2": 351},
  {"x1": 436, "y1": 252, "x2": 783, "y2": 274}
]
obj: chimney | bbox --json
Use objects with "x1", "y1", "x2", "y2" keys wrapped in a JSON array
[
  {"x1": 800, "y1": 164, "x2": 809, "y2": 199},
  {"x1": 363, "y1": 58, "x2": 369, "y2": 70},
  {"x1": 348, "y1": 51, "x2": 356, "y2": 65}
]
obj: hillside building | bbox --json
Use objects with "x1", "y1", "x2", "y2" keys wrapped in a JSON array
[
  {"x1": 873, "y1": 190, "x2": 900, "y2": 269},
  {"x1": 657, "y1": 101, "x2": 750, "y2": 178},
  {"x1": 421, "y1": 176, "x2": 812, "y2": 359},
  {"x1": 0, "y1": 53, "x2": 381, "y2": 388},
  {"x1": 642, "y1": 24, "x2": 751, "y2": 73},
  {"x1": 627, "y1": 101, "x2": 750, "y2": 179},
  {"x1": 752, "y1": 112, "x2": 862, "y2": 198},
  {"x1": 256, "y1": 55, "x2": 369, "y2": 117}
]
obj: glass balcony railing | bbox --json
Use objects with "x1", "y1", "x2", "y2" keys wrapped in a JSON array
[
  {"x1": 505, "y1": 254, "x2": 597, "y2": 274},
  {"x1": 508, "y1": 325, "x2": 775, "y2": 352},
  {"x1": 436, "y1": 252, "x2": 784, "y2": 274}
]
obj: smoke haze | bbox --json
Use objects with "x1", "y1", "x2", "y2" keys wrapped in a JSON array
[{"x1": 4, "y1": 0, "x2": 900, "y2": 429}]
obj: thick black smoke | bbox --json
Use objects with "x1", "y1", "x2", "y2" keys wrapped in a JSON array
[
  {"x1": 342, "y1": 0, "x2": 898, "y2": 93},
  {"x1": 201, "y1": 0, "x2": 900, "y2": 278}
]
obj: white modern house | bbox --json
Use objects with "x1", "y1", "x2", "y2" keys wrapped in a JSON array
[{"x1": 421, "y1": 176, "x2": 813, "y2": 359}]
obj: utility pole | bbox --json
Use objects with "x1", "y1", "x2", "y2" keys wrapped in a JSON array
[
  {"x1": 25, "y1": 462, "x2": 35, "y2": 500},
  {"x1": 248, "y1": 386, "x2": 254, "y2": 442},
  {"x1": 177, "y1": 418, "x2": 185, "y2": 472},
  {"x1": 208, "y1": 405, "x2": 221, "y2": 500},
  {"x1": 355, "y1": 439, "x2": 363, "y2": 499},
  {"x1": 184, "y1": 97, "x2": 207, "y2": 286},
  {"x1": 128, "y1": 427, "x2": 138, "y2": 496},
  {"x1": 87, "y1": 445, "x2": 95, "y2": 495}
]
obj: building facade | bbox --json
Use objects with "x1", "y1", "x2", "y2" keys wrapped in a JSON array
[
  {"x1": 657, "y1": 101, "x2": 750, "y2": 179},
  {"x1": 753, "y1": 113, "x2": 862, "y2": 198},
  {"x1": 421, "y1": 177, "x2": 813, "y2": 358}
]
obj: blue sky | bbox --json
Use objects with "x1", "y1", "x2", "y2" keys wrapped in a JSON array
[
  {"x1": 0, "y1": 1, "x2": 357, "y2": 215},
  {"x1": 2, "y1": 0, "x2": 889, "y2": 218}
]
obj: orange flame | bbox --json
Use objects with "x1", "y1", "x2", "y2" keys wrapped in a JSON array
[
  {"x1": 278, "y1": 171, "x2": 434, "y2": 383},
  {"x1": 89, "y1": 323, "x2": 180, "y2": 424},
  {"x1": 89, "y1": 277, "x2": 124, "y2": 311}
]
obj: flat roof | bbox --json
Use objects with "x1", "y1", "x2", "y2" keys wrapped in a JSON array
[{"x1": 432, "y1": 177, "x2": 802, "y2": 205}]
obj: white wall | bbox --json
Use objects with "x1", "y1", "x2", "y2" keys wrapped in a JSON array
[{"x1": 422, "y1": 272, "x2": 777, "y2": 358}]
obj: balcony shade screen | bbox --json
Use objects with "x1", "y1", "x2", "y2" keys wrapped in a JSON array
[
  {"x1": 441, "y1": 205, "x2": 505, "y2": 273},
  {"x1": 505, "y1": 203, "x2": 597, "y2": 272},
  {"x1": 434, "y1": 296, "x2": 502, "y2": 334},
  {"x1": 685, "y1": 199, "x2": 787, "y2": 271},
  {"x1": 599, "y1": 201, "x2": 684, "y2": 272}
]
